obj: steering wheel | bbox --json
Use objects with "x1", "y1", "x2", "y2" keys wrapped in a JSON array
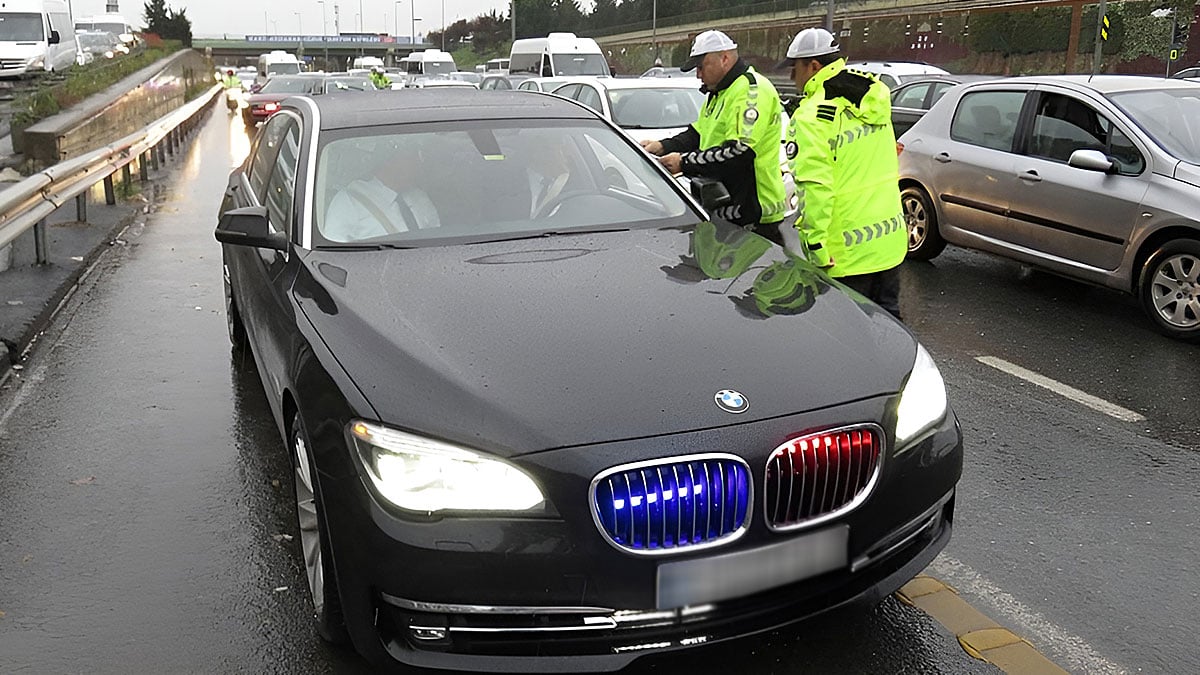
[{"x1": 532, "y1": 189, "x2": 597, "y2": 219}]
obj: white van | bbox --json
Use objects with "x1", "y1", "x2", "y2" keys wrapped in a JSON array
[
  {"x1": 0, "y1": 0, "x2": 77, "y2": 76},
  {"x1": 351, "y1": 55, "x2": 384, "y2": 70},
  {"x1": 509, "y1": 32, "x2": 608, "y2": 78},
  {"x1": 256, "y1": 50, "x2": 302, "y2": 87},
  {"x1": 404, "y1": 49, "x2": 456, "y2": 76},
  {"x1": 74, "y1": 14, "x2": 136, "y2": 48},
  {"x1": 484, "y1": 57, "x2": 509, "y2": 73}
]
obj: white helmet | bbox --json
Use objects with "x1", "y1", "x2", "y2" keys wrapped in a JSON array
[{"x1": 778, "y1": 27, "x2": 840, "y2": 68}]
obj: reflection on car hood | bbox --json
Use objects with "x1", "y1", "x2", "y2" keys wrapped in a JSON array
[
  {"x1": 294, "y1": 222, "x2": 916, "y2": 457},
  {"x1": 624, "y1": 126, "x2": 689, "y2": 143}
]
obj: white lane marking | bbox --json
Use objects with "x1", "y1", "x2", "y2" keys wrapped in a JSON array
[
  {"x1": 976, "y1": 356, "x2": 1145, "y2": 423},
  {"x1": 929, "y1": 555, "x2": 1128, "y2": 675},
  {"x1": 0, "y1": 365, "x2": 49, "y2": 435}
]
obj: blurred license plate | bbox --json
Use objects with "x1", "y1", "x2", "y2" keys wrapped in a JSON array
[{"x1": 656, "y1": 525, "x2": 848, "y2": 609}]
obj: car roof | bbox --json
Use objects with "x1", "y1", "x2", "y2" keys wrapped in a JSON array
[
  {"x1": 565, "y1": 76, "x2": 701, "y2": 91},
  {"x1": 893, "y1": 74, "x2": 1004, "y2": 88},
  {"x1": 849, "y1": 61, "x2": 949, "y2": 74},
  {"x1": 964, "y1": 74, "x2": 1200, "y2": 95},
  {"x1": 300, "y1": 90, "x2": 598, "y2": 130}
]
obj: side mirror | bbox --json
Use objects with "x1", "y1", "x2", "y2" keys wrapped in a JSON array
[
  {"x1": 214, "y1": 206, "x2": 288, "y2": 251},
  {"x1": 690, "y1": 176, "x2": 733, "y2": 210},
  {"x1": 48, "y1": 30, "x2": 60, "y2": 45},
  {"x1": 1067, "y1": 149, "x2": 1115, "y2": 173}
]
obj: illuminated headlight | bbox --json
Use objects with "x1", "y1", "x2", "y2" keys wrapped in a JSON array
[
  {"x1": 351, "y1": 420, "x2": 545, "y2": 513},
  {"x1": 894, "y1": 344, "x2": 948, "y2": 446}
]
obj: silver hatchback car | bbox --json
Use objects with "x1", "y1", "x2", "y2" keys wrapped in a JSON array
[{"x1": 898, "y1": 75, "x2": 1200, "y2": 342}]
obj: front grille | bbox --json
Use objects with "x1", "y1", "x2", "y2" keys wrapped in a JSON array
[
  {"x1": 764, "y1": 424, "x2": 883, "y2": 531},
  {"x1": 0, "y1": 60, "x2": 27, "y2": 70},
  {"x1": 591, "y1": 454, "x2": 751, "y2": 554}
]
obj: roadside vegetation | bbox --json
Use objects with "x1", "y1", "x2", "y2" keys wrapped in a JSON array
[{"x1": 12, "y1": 42, "x2": 184, "y2": 129}]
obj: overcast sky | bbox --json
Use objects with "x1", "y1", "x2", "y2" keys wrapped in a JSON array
[{"x1": 83, "y1": 0, "x2": 592, "y2": 39}]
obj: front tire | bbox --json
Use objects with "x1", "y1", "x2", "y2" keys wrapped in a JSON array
[
  {"x1": 290, "y1": 412, "x2": 349, "y2": 644},
  {"x1": 901, "y1": 185, "x2": 946, "y2": 261},
  {"x1": 1138, "y1": 238, "x2": 1200, "y2": 342},
  {"x1": 223, "y1": 262, "x2": 247, "y2": 350}
]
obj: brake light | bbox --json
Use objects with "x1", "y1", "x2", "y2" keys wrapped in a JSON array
[{"x1": 264, "y1": 102, "x2": 279, "y2": 112}]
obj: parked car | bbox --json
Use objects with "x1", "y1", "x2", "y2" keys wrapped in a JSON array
[
  {"x1": 551, "y1": 76, "x2": 705, "y2": 142},
  {"x1": 846, "y1": 61, "x2": 951, "y2": 89},
  {"x1": 641, "y1": 66, "x2": 696, "y2": 79},
  {"x1": 241, "y1": 74, "x2": 323, "y2": 128},
  {"x1": 890, "y1": 74, "x2": 1000, "y2": 137},
  {"x1": 446, "y1": 70, "x2": 482, "y2": 86},
  {"x1": 898, "y1": 75, "x2": 1200, "y2": 341},
  {"x1": 516, "y1": 76, "x2": 574, "y2": 92},
  {"x1": 479, "y1": 72, "x2": 534, "y2": 90},
  {"x1": 215, "y1": 89, "x2": 961, "y2": 671},
  {"x1": 75, "y1": 30, "x2": 124, "y2": 61},
  {"x1": 319, "y1": 74, "x2": 376, "y2": 93},
  {"x1": 1169, "y1": 66, "x2": 1200, "y2": 79}
]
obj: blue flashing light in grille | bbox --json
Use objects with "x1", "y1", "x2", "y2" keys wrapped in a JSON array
[{"x1": 594, "y1": 458, "x2": 749, "y2": 552}]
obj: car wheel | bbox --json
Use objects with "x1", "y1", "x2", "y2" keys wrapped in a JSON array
[
  {"x1": 291, "y1": 412, "x2": 349, "y2": 644},
  {"x1": 901, "y1": 185, "x2": 945, "y2": 261},
  {"x1": 1138, "y1": 238, "x2": 1200, "y2": 342},
  {"x1": 223, "y1": 262, "x2": 247, "y2": 350}
]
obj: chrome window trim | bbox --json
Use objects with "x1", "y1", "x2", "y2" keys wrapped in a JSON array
[
  {"x1": 588, "y1": 452, "x2": 753, "y2": 557},
  {"x1": 762, "y1": 422, "x2": 886, "y2": 533},
  {"x1": 290, "y1": 96, "x2": 321, "y2": 250}
]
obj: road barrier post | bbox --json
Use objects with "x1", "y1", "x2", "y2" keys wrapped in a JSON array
[
  {"x1": 34, "y1": 218, "x2": 47, "y2": 265},
  {"x1": 103, "y1": 175, "x2": 116, "y2": 205},
  {"x1": 76, "y1": 193, "x2": 87, "y2": 222}
]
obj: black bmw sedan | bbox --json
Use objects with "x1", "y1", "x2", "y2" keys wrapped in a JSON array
[{"x1": 215, "y1": 90, "x2": 963, "y2": 671}]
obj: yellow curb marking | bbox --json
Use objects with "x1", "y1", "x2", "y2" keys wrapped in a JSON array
[{"x1": 898, "y1": 575, "x2": 1067, "y2": 675}]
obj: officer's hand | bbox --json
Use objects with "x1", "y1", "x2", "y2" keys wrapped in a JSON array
[
  {"x1": 640, "y1": 139, "x2": 664, "y2": 156},
  {"x1": 659, "y1": 153, "x2": 683, "y2": 174}
]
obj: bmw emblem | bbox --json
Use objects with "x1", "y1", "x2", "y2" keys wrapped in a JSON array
[{"x1": 714, "y1": 389, "x2": 749, "y2": 414}]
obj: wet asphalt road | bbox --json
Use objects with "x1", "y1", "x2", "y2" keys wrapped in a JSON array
[{"x1": 0, "y1": 109, "x2": 1195, "y2": 674}]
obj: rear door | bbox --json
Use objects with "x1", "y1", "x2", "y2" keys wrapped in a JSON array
[
  {"x1": 1006, "y1": 87, "x2": 1150, "y2": 270},
  {"x1": 926, "y1": 86, "x2": 1028, "y2": 245}
]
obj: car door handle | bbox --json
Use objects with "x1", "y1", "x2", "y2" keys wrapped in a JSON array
[
  {"x1": 934, "y1": 153, "x2": 951, "y2": 164},
  {"x1": 1018, "y1": 170, "x2": 1042, "y2": 182}
]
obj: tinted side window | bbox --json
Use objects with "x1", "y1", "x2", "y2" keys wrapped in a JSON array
[
  {"x1": 950, "y1": 90, "x2": 1025, "y2": 152},
  {"x1": 576, "y1": 86, "x2": 602, "y2": 112},
  {"x1": 556, "y1": 84, "x2": 581, "y2": 99},
  {"x1": 248, "y1": 115, "x2": 294, "y2": 202},
  {"x1": 1028, "y1": 92, "x2": 1144, "y2": 174},
  {"x1": 929, "y1": 82, "x2": 953, "y2": 107},
  {"x1": 892, "y1": 83, "x2": 930, "y2": 109},
  {"x1": 263, "y1": 120, "x2": 301, "y2": 234}
]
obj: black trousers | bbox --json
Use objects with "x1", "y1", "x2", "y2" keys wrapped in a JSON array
[
  {"x1": 838, "y1": 266, "x2": 903, "y2": 321},
  {"x1": 749, "y1": 221, "x2": 785, "y2": 246}
]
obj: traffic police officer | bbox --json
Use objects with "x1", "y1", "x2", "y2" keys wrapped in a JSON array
[
  {"x1": 641, "y1": 30, "x2": 788, "y2": 245},
  {"x1": 779, "y1": 28, "x2": 907, "y2": 319},
  {"x1": 370, "y1": 66, "x2": 391, "y2": 89}
]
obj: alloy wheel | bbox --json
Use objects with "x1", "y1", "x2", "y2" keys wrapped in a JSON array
[
  {"x1": 903, "y1": 194, "x2": 927, "y2": 250},
  {"x1": 1149, "y1": 252, "x2": 1200, "y2": 329},
  {"x1": 293, "y1": 432, "x2": 325, "y2": 615}
]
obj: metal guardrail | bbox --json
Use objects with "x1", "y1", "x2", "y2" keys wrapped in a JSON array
[{"x1": 0, "y1": 83, "x2": 223, "y2": 262}]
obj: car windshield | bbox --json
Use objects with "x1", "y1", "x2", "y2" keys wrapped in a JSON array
[
  {"x1": 78, "y1": 33, "x2": 116, "y2": 48},
  {"x1": 267, "y1": 62, "x2": 301, "y2": 76},
  {"x1": 92, "y1": 22, "x2": 126, "y2": 35},
  {"x1": 261, "y1": 77, "x2": 315, "y2": 93},
  {"x1": 552, "y1": 54, "x2": 609, "y2": 76},
  {"x1": 314, "y1": 119, "x2": 696, "y2": 246},
  {"x1": 0, "y1": 13, "x2": 43, "y2": 41},
  {"x1": 325, "y1": 77, "x2": 373, "y2": 91},
  {"x1": 423, "y1": 61, "x2": 455, "y2": 75},
  {"x1": 1110, "y1": 87, "x2": 1200, "y2": 164},
  {"x1": 610, "y1": 87, "x2": 704, "y2": 129}
]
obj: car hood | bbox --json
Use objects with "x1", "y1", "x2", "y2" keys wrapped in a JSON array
[
  {"x1": 293, "y1": 221, "x2": 917, "y2": 457},
  {"x1": 1172, "y1": 161, "x2": 1200, "y2": 189},
  {"x1": 624, "y1": 126, "x2": 689, "y2": 143}
]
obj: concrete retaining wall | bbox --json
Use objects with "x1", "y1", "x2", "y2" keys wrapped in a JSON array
[{"x1": 20, "y1": 50, "x2": 213, "y2": 166}]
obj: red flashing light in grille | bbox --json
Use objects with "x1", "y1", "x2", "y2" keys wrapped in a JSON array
[{"x1": 764, "y1": 426, "x2": 882, "y2": 529}]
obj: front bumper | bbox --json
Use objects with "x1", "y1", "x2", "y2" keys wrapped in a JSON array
[{"x1": 317, "y1": 399, "x2": 963, "y2": 671}]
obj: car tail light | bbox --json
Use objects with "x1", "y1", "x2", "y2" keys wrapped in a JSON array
[
  {"x1": 264, "y1": 102, "x2": 279, "y2": 112},
  {"x1": 764, "y1": 424, "x2": 883, "y2": 531}
]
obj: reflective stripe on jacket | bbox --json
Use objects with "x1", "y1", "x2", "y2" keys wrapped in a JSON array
[
  {"x1": 786, "y1": 59, "x2": 905, "y2": 277},
  {"x1": 685, "y1": 65, "x2": 787, "y2": 227}
]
